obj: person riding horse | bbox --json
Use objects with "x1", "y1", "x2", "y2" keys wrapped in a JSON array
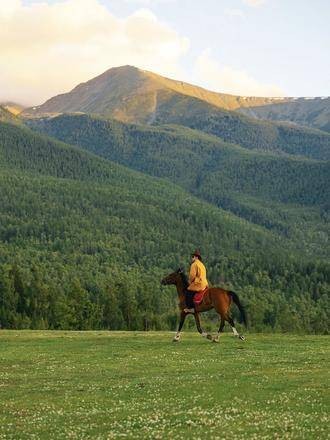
[{"x1": 184, "y1": 249, "x2": 209, "y2": 313}]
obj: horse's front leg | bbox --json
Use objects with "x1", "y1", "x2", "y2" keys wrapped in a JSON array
[
  {"x1": 173, "y1": 311, "x2": 187, "y2": 342},
  {"x1": 194, "y1": 312, "x2": 208, "y2": 338}
]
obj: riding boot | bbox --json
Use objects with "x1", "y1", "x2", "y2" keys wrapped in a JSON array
[{"x1": 184, "y1": 290, "x2": 195, "y2": 313}]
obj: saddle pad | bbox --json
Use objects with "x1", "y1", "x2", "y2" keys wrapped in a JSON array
[{"x1": 194, "y1": 287, "x2": 208, "y2": 305}]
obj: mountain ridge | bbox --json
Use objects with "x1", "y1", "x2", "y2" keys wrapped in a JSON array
[
  {"x1": 238, "y1": 97, "x2": 330, "y2": 133},
  {"x1": 22, "y1": 65, "x2": 329, "y2": 135}
]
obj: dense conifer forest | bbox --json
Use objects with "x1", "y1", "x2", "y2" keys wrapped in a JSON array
[
  {"x1": 30, "y1": 114, "x2": 330, "y2": 255},
  {"x1": 0, "y1": 120, "x2": 329, "y2": 333},
  {"x1": 152, "y1": 94, "x2": 330, "y2": 160}
]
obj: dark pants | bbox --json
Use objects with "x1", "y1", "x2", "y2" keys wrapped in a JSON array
[{"x1": 185, "y1": 290, "x2": 195, "y2": 308}]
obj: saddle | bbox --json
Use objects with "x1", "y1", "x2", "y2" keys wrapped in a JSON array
[{"x1": 193, "y1": 287, "x2": 208, "y2": 306}]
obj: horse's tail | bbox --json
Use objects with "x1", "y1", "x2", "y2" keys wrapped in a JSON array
[{"x1": 229, "y1": 291, "x2": 247, "y2": 327}]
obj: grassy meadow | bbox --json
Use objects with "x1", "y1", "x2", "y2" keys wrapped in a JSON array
[{"x1": 0, "y1": 331, "x2": 329, "y2": 439}]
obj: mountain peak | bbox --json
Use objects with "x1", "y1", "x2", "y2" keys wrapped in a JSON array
[
  {"x1": 71, "y1": 64, "x2": 144, "y2": 91},
  {"x1": 89, "y1": 64, "x2": 142, "y2": 80}
]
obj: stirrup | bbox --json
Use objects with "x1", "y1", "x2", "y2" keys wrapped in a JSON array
[{"x1": 184, "y1": 308, "x2": 195, "y2": 313}]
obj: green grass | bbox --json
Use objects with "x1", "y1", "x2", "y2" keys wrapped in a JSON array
[{"x1": 0, "y1": 331, "x2": 329, "y2": 439}]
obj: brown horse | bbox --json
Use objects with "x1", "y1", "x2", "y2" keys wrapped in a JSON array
[{"x1": 161, "y1": 268, "x2": 247, "y2": 342}]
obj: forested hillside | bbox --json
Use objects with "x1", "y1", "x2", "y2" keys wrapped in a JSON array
[
  {"x1": 30, "y1": 114, "x2": 329, "y2": 202},
  {"x1": 0, "y1": 121, "x2": 329, "y2": 332},
  {"x1": 151, "y1": 93, "x2": 330, "y2": 161},
  {"x1": 29, "y1": 114, "x2": 330, "y2": 257}
]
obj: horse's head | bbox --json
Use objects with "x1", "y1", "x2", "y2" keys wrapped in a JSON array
[{"x1": 161, "y1": 268, "x2": 184, "y2": 286}]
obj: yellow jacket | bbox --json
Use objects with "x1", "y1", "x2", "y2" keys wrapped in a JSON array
[{"x1": 188, "y1": 259, "x2": 208, "y2": 291}]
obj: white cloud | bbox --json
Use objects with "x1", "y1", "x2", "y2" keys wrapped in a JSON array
[
  {"x1": 195, "y1": 49, "x2": 284, "y2": 97},
  {"x1": 0, "y1": 0, "x2": 189, "y2": 105},
  {"x1": 242, "y1": 0, "x2": 266, "y2": 7}
]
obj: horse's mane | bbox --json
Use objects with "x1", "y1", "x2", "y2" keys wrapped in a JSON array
[{"x1": 178, "y1": 269, "x2": 189, "y2": 289}]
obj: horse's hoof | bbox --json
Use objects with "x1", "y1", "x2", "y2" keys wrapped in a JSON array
[
  {"x1": 173, "y1": 336, "x2": 180, "y2": 342},
  {"x1": 239, "y1": 335, "x2": 245, "y2": 341},
  {"x1": 212, "y1": 336, "x2": 219, "y2": 343},
  {"x1": 206, "y1": 334, "x2": 213, "y2": 341}
]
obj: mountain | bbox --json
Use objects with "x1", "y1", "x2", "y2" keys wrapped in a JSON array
[
  {"x1": 22, "y1": 65, "x2": 329, "y2": 135},
  {"x1": 21, "y1": 65, "x2": 330, "y2": 258},
  {"x1": 2, "y1": 66, "x2": 329, "y2": 332},
  {"x1": 1, "y1": 102, "x2": 26, "y2": 116},
  {"x1": 22, "y1": 65, "x2": 291, "y2": 122},
  {"x1": 22, "y1": 66, "x2": 329, "y2": 161},
  {"x1": 3, "y1": 120, "x2": 329, "y2": 332},
  {"x1": 0, "y1": 105, "x2": 20, "y2": 123},
  {"x1": 238, "y1": 97, "x2": 330, "y2": 133},
  {"x1": 29, "y1": 114, "x2": 330, "y2": 259}
]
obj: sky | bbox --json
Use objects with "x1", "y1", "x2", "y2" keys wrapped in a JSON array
[{"x1": 1, "y1": 0, "x2": 329, "y2": 105}]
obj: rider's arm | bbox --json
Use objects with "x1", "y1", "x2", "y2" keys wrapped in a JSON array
[{"x1": 189, "y1": 262, "x2": 198, "y2": 284}]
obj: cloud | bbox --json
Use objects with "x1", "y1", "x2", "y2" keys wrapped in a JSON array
[
  {"x1": 195, "y1": 49, "x2": 284, "y2": 97},
  {"x1": 0, "y1": 0, "x2": 189, "y2": 104},
  {"x1": 242, "y1": 0, "x2": 266, "y2": 7}
]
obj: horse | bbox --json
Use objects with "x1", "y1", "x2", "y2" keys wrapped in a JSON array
[{"x1": 161, "y1": 268, "x2": 247, "y2": 342}]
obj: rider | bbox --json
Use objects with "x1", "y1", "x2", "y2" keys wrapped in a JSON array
[{"x1": 184, "y1": 249, "x2": 209, "y2": 313}]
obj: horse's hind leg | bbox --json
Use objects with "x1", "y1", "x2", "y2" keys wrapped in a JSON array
[
  {"x1": 218, "y1": 318, "x2": 225, "y2": 333},
  {"x1": 227, "y1": 315, "x2": 245, "y2": 341},
  {"x1": 212, "y1": 318, "x2": 225, "y2": 343}
]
